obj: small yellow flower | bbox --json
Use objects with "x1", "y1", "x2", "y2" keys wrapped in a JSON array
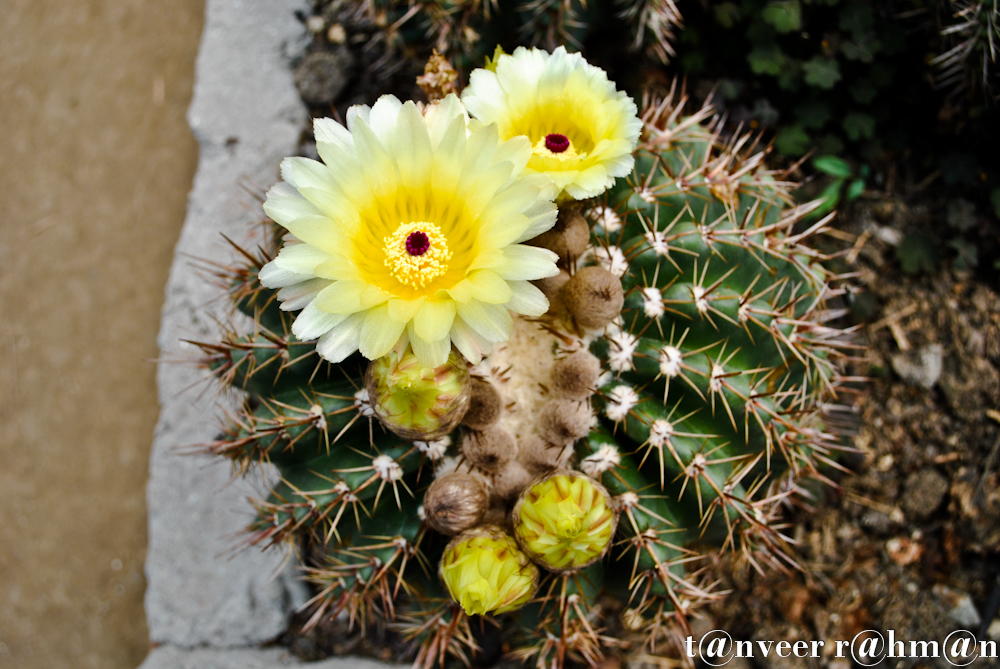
[
  {"x1": 462, "y1": 46, "x2": 642, "y2": 201},
  {"x1": 440, "y1": 526, "x2": 539, "y2": 616},
  {"x1": 259, "y1": 94, "x2": 560, "y2": 367}
]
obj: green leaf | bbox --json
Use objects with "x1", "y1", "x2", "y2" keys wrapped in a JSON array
[
  {"x1": 846, "y1": 178, "x2": 865, "y2": 200},
  {"x1": 795, "y1": 100, "x2": 832, "y2": 129},
  {"x1": 946, "y1": 199, "x2": 977, "y2": 231},
  {"x1": 762, "y1": 0, "x2": 801, "y2": 32},
  {"x1": 812, "y1": 180, "x2": 844, "y2": 217},
  {"x1": 843, "y1": 112, "x2": 875, "y2": 141},
  {"x1": 813, "y1": 155, "x2": 853, "y2": 178},
  {"x1": 948, "y1": 237, "x2": 978, "y2": 270},
  {"x1": 990, "y1": 188, "x2": 1000, "y2": 218},
  {"x1": 714, "y1": 2, "x2": 741, "y2": 28},
  {"x1": 848, "y1": 79, "x2": 878, "y2": 104},
  {"x1": 775, "y1": 124, "x2": 811, "y2": 156},
  {"x1": 802, "y1": 57, "x2": 841, "y2": 89},
  {"x1": 895, "y1": 234, "x2": 941, "y2": 275},
  {"x1": 747, "y1": 44, "x2": 788, "y2": 76},
  {"x1": 839, "y1": 2, "x2": 874, "y2": 35}
]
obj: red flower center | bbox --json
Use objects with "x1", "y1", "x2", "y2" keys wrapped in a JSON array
[
  {"x1": 405, "y1": 230, "x2": 430, "y2": 256},
  {"x1": 544, "y1": 133, "x2": 570, "y2": 153}
]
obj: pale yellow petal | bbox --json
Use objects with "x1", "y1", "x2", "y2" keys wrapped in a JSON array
[
  {"x1": 468, "y1": 270, "x2": 512, "y2": 304},
  {"x1": 358, "y1": 304, "x2": 406, "y2": 359},
  {"x1": 314, "y1": 280, "x2": 367, "y2": 314},
  {"x1": 413, "y1": 299, "x2": 457, "y2": 342}
]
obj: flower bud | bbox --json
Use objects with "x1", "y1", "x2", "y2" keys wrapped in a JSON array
[
  {"x1": 440, "y1": 526, "x2": 539, "y2": 616},
  {"x1": 423, "y1": 472, "x2": 489, "y2": 536},
  {"x1": 563, "y1": 266, "x2": 624, "y2": 330},
  {"x1": 513, "y1": 471, "x2": 617, "y2": 572},
  {"x1": 551, "y1": 349, "x2": 601, "y2": 399},
  {"x1": 537, "y1": 398, "x2": 592, "y2": 446},
  {"x1": 461, "y1": 377, "x2": 502, "y2": 430},
  {"x1": 365, "y1": 343, "x2": 470, "y2": 440},
  {"x1": 460, "y1": 424, "x2": 515, "y2": 474},
  {"x1": 529, "y1": 207, "x2": 590, "y2": 267},
  {"x1": 492, "y1": 461, "x2": 535, "y2": 503}
]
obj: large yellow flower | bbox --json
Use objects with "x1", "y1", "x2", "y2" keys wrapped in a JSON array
[
  {"x1": 258, "y1": 95, "x2": 560, "y2": 367},
  {"x1": 461, "y1": 46, "x2": 642, "y2": 201}
]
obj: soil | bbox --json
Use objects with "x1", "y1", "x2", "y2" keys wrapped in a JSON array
[{"x1": 0, "y1": 2, "x2": 203, "y2": 667}]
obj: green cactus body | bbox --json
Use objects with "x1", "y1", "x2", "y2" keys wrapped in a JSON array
[{"x1": 196, "y1": 92, "x2": 852, "y2": 667}]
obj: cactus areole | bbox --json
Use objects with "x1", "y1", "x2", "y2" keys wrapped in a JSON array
[{"x1": 195, "y1": 46, "x2": 855, "y2": 667}]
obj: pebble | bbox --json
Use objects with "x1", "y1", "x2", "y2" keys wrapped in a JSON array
[
  {"x1": 932, "y1": 584, "x2": 982, "y2": 628},
  {"x1": 294, "y1": 49, "x2": 355, "y2": 105},
  {"x1": 901, "y1": 469, "x2": 949, "y2": 520},
  {"x1": 890, "y1": 343, "x2": 943, "y2": 389}
]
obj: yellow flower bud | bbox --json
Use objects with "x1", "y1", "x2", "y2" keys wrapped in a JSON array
[
  {"x1": 440, "y1": 526, "x2": 539, "y2": 616},
  {"x1": 513, "y1": 471, "x2": 617, "y2": 572},
  {"x1": 365, "y1": 342, "x2": 470, "y2": 440}
]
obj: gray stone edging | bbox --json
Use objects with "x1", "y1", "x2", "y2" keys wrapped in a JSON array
[
  {"x1": 139, "y1": 646, "x2": 403, "y2": 669},
  {"x1": 140, "y1": 0, "x2": 349, "y2": 664}
]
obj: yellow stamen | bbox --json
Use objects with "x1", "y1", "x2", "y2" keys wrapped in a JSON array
[{"x1": 383, "y1": 221, "x2": 451, "y2": 289}]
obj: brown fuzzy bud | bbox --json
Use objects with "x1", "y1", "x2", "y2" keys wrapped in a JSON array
[
  {"x1": 532, "y1": 269, "x2": 570, "y2": 302},
  {"x1": 424, "y1": 473, "x2": 489, "y2": 536},
  {"x1": 537, "y1": 399, "x2": 592, "y2": 446},
  {"x1": 519, "y1": 435, "x2": 573, "y2": 475},
  {"x1": 563, "y1": 266, "x2": 624, "y2": 330},
  {"x1": 461, "y1": 424, "x2": 515, "y2": 474},
  {"x1": 529, "y1": 208, "x2": 590, "y2": 267},
  {"x1": 481, "y1": 500, "x2": 510, "y2": 528},
  {"x1": 551, "y1": 349, "x2": 601, "y2": 399},
  {"x1": 461, "y1": 377, "x2": 502, "y2": 430},
  {"x1": 492, "y1": 461, "x2": 535, "y2": 503}
]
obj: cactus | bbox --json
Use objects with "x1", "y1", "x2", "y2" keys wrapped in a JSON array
[{"x1": 192, "y1": 48, "x2": 858, "y2": 667}]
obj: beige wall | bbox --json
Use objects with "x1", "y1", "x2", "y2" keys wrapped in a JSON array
[{"x1": 0, "y1": 1, "x2": 205, "y2": 666}]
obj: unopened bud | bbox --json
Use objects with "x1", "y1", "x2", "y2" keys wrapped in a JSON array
[
  {"x1": 365, "y1": 344, "x2": 470, "y2": 441},
  {"x1": 424, "y1": 472, "x2": 489, "y2": 536},
  {"x1": 513, "y1": 471, "x2": 617, "y2": 572},
  {"x1": 440, "y1": 526, "x2": 539, "y2": 616},
  {"x1": 461, "y1": 424, "x2": 515, "y2": 474},
  {"x1": 564, "y1": 266, "x2": 624, "y2": 330},
  {"x1": 461, "y1": 377, "x2": 502, "y2": 430}
]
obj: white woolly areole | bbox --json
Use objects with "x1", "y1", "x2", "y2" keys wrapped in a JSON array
[
  {"x1": 591, "y1": 205, "x2": 622, "y2": 233},
  {"x1": 333, "y1": 480, "x2": 358, "y2": 502},
  {"x1": 595, "y1": 245, "x2": 629, "y2": 277},
  {"x1": 309, "y1": 404, "x2": 327, "y2": 432},
  {"x1": 692, "y1": 285, "x2": 709, "y2": 314},
  {"x1": 581, "y1": 444, "x2": 621, "y2": 478},
  {"x1": 635, "y1": 186, "x2": 656, "y2": 203},
  {"x1": 659, "y1": 345, "x2": 683, "y2": 377},
  {"x1": 414, "y1": 435, "x2": 451, "y2": 460},
  {"x1": 372, "y1": 454, "x2": 403, "y2": 481},
  {"x1": 646, "y1": 229, "x2": 671, "y2": 257},
  {"x1": 607, "y1": 330, "x2": 638, "y2": 372},
  {"x1": 686, "y1": 453, "x2": 708, "y2": 477},
  {"x1": 354, "y1": 388, "x2": 375, "y2": 417},
  {"x1": 615, "y1": 491, "x2": 640, "y2": 510},
  {"x1": 709, "y1": 363, "x2": 725, "y2": 394},
  {"x1": 606, "y1": 384, "x2": 639, "y2": 421},
  {"x1": 641, "y1": 286, "x2": 665, "y2": 318},
  {"x1": 648, "y1": 419, "x2": 674, "y2": 447}
]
